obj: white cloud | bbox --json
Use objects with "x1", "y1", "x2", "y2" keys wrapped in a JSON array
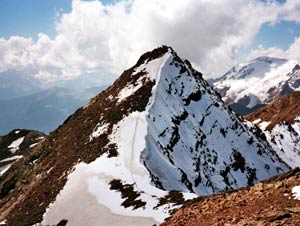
[
  {"x1": 245, "y1": 37, "x2": 300, "y2": 63},
  {"x1": 0, "y1": 0, "x2": 300, "y2": 81}
]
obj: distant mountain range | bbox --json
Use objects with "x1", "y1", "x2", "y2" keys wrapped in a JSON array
[
  {"x1": 0, "y1": 69, "x2": 43, "y2": 100},
  {"x1": 0, "y1": 69, "x2": 111, "y2": 134},
  {"x1": 0, "y1": 86, "x2": 106, "y2": 134}
]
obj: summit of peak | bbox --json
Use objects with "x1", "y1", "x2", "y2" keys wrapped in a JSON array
[
  {"x1": 292, "y1": 64, "x2": 300, "y2": 72},
  {"x1": 135, "y1": 45, "x2": 173, "y2": 67},
  {"x1": 251, "y1": 56, "x2": 287, "y2": 63},
  {"x1": 109, "y1": 46, "x2": 204, "y2": 105}
]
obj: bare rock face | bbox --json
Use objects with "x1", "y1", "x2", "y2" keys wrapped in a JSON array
[
  {"x1": 0, "y1": 46, "x2": 289, "y2": 226},
  {"x1": 246, "y1": 91, "x2": 300, "y2": 131},
  {"x1": 161, "y1": 168, "x2": 300, "y2": 226}
]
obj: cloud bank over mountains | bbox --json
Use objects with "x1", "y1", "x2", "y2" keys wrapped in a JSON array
[
  {"x1": 0, "y1": 0, "x2": 300, "y2": 80},
  {"x1": 245, "y1": 37, "x2": 300, "y2": 62}
]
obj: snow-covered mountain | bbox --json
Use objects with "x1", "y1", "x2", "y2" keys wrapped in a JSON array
[
  {"x1": 246, "y1": 91, "x2": 300, "y2": 168},
  {"x1": 0, "y1": 69, "x2": 114, "y2": 100},
  {"x1": 213, "y1": 56, "x2": 300, "y2": 115},
  {"x1": 0, "y1": 46, "x2": 289, "y2": 226}
]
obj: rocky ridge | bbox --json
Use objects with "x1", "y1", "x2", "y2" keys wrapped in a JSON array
[{"x1": 161, "y1": 168, "x2": 300, "y2": 226}]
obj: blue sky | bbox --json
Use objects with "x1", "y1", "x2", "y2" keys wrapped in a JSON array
[
  {"x1": 237, "y1": 21, "x2": 300, "y2": 60},
  {"x1": 0, "y1": 0, "x2": 113, "y2": 39},
  {"x1": 251, "y1": 21, "x2": 300, "y2": 50},
  {"x1": 0, "y1": 0, "x2": 70, "y2": 39}
]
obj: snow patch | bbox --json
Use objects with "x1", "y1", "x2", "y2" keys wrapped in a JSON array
[
  {"x1": 90, "y1": 123, "x2": 110, "y2": 141},
  {"x1": 0, "y1": 165, "x2": 11, "y2": 176},
  {"x1": 183, "y1": 193, "x2": 198, "y2": 201},
  {"x1": 8, "y1": 137, "x2": 25, "y2": 153},
  {"x1": 292, "y1": 186, "x2": 300, "y2": 200},
  {"x1": 0, "y1": 155, "x2": 23, "y2": 163},
  {"x1": 252, "y1": 118, "x2": 262, "y2": 124},
  {"x1": 259, "y1": 121, "x2": 271, "y2": 130},
  {"x1": 30, "y1": 143, "x2": 38, "y2": 148},
  {"x1": 117, "y1": 79, "x2": 144, "y2": 102}
]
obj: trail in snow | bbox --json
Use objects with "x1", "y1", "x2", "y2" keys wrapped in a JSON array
[
  {"x1": 130, "y1": 117, "x2": 141, "y2": 189},
  {"x1": 129, "y1": 55, "x2": 167, "y2": 194}
]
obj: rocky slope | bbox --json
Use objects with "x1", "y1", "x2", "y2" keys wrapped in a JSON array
[
  {"x1": 0, "y1": 46, "x2": 289, "y2": 226},
  {"x1": 0, "y1": 129, "x2": 45, "y2": 176},
  {"x1": 213, "y1": 56, "x2": 300, "y2": 115},
  {"x1": 246, "y1": 91, "x2": 300, "y2": 168},
  {"x1": 161, "y1": 168, "x2": 300, "y2": 226}
]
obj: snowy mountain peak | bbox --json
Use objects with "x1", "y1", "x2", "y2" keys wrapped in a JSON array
[
  {"x1": 114, "y1": 46, "x2": 203, "y2": 103},
  {"x1": 292, "y1": 64, "x2": 300, "y2": 72},
  {"x1": 214, "y1": 56, "x2": 299, "y2": 114},
  {"x1": 0, "y1": 47, "x2": 289, "y2": 226},
  {"x1": 225, "y1": 56, "x2": 289, "y2": 81},
  {"x1": 251, "y1": 56, "x2": 287, "y2": 63}
]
